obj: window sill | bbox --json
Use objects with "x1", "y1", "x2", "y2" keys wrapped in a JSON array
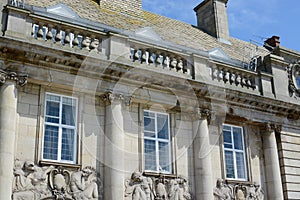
[
  {"x1": 225, "y1": 179, "x2": 253, "y2": 185},
  {"x1": 143, "y1": 171, "x2": 177, "y2": 178},
  {"x1": 39, "y1": 160, "x2": 81, "y2": 169}
]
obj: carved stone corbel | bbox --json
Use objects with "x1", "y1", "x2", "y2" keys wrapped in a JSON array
[{"x1": 0, "y1": 69, "x2": 28, "y2": 86}]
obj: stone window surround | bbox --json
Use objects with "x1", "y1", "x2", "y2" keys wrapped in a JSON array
[
  {"x1": 42, "y1": 92, "x2": 78, "y2": 164},
  {"x1": 36, "y1": 88, "x2": 82, "y2": 167},
  {"x1": 140, "y1": 106, "x2": 177, "y2": 176},
  {"x1": 143, "y1": 110, "x2": 172, "y2": 174},
  {"x1": 220, "y1": 123, "x2": 251, "y2": 183}
]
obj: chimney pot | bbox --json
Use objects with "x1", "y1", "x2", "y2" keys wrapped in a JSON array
[{"x1": 264, "y1": 36, "x2": 280, "y2": 50}]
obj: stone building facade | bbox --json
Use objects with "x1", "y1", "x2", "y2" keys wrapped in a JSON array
[{"x1": 0, "y1": 0, "x2": 299, "y2": 199}]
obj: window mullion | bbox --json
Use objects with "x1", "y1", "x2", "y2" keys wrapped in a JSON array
[
  {"x1": 155, "y1": 112, "x2": 159, "y2": 172},
  {"x1": 57, "y1": 99, "x2": 63, "y2": 161},
  {"x1": 231, "y1": 127, "x2": 238, "y2": 179}
]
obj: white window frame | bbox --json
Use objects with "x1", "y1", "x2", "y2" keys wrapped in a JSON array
[
  {"x1": 143, "y1": 110, "x2": 172, "y2": 174},
  {"x1": 222, "y1": 124, "x2": 248, "y2": 181},
  {"x1": 42, "y1": 92, "x2": 78, "y2": 164}
]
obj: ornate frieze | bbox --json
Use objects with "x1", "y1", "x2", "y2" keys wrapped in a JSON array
[
  {"x1": 213, "y1": 178, "x2": 264, "y2": 200},
  {"x1": 0, "y1": 69, "x2": 28, "y2": 86},
  {"x1": 12, "y1": 160, "x2": 102, "y2": 200},
  {"x1": 125, "y1": 171, "x2": 191, "y2": 200}
]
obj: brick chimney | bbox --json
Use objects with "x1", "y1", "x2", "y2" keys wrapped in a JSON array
[
  {"x1": 264, "y1": 36, "x2": 280, "y2": 51},
  {"x1": 99, "y1": 0, "x2": 142, "y2": 17},
  {"x1": 194, "y1": 0, "x2": 230, "y2": 42}
]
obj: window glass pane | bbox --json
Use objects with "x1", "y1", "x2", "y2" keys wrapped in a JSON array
[
  {"x1": 223, "y1": 125, "x2": 231, "y2": 131},
  {"x1": 236, "y1": 152, "x2": 246, "y2": 179},
  {"x1": 225, "y1": 150, "x2": 235, "y2": 179},
  {"x1": 62, "y1": 103, "x2": 76, "y2": 126},
  {"x1": 144, "y1": 131, "x2": 155, "y2": 138},
  {"x1": 223, "y1": 130, "x2": 232, "y2": 149},
  {"x1": 157, "y1": 114, "x2": 169, "y2": 139},
  {"x1": 233, "y1": 127, "x2": 243, "y2": 150},
  {"x1": 144, "y1": 139, "x2": 156, "y2": 171},
  {"x1": 43, "y1": 125, "x2": 58, "y2": 160},
  {"x1": 46, "y1": 101, "x2": 59, "y2": 117},
  {"x1": 144, "y1": 117, "x2": 155, "y2": 133},
  {"x1": 159, "y1": 142, "x2": 171, "y2": 173},
  {"x1": 61, "y1": 128, "x2": 75, "y2": 161},
  {"x1": 46, "y1": 94, "x2": 60, "y2": 102},
  {"x1": 144, "y1": 111, "x2": 155, "y2": 118}
]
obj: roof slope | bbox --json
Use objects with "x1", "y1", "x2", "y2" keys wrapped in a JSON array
[{"x1": 25, "y1": 0, "x2": 269, "y2": 62}]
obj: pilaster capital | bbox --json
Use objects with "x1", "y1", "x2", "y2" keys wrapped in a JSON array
[
  {"x1": 261, "y1": 123, "x2": 282, "y2": 133},
  {"x1": 0, "y1": 69, "x2": 28, "y2": 86}
]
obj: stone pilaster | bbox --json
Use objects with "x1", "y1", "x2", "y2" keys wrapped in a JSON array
[
  {"x1": 261, "y1": 123, "x2": 284, "y2": 200},
  {"x1": 103, "y1": 91, "x2": 125, "y2": 199},
  {"x1": 193, "y1": 108, "x2": 214, "y2": 200},
  {"x1": 0, "y1": 69, "x2": 27, "y2": 199}
]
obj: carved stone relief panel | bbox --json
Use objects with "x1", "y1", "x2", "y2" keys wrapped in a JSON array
[
  {"x1": 12, "y1": 159, "x2": 102, "y2": 200},
  {"x1": 213, "y1": 178, "x2": 264, "y2": 200},
  {"x1": 124, "y1": 171, "x2": 191, "y2": 200}
]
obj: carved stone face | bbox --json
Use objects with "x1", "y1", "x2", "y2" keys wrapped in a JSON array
[{"x1": 24, "y1": 161, "x2": 35, "y2": 171}]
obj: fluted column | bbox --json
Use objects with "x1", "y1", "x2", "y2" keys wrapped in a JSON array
[
  {"x1": 193, "y1": 109, "x2": 214, "y2": 200},
  {"x1": 262, "y1": 124, "x2": 283, "y2": 200},
  {"x1": 103, "y1": 91, "x2": 127, "y2": 199},
  {"x1": 0, "y1": 70, "x2": 27, "y2": 199}
]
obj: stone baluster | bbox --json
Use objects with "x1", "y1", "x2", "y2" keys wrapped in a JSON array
[
  {"x1": 103, "y1": 91, "x2": 126, "y2": 200},
  {"x1": 193, "y1": 108, "x2": 214, "y2": 200},
  {"x1": 0, "y1": 69, "x2": 27, "y2": 199},
  {"x1": 261, "y1": 124, "x2": 284, "y2": 200}
]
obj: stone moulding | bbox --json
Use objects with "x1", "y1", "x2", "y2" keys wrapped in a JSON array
[
  {"x1": 124, "y1": 171, "x2": 192, "y2": 200},
  {"x1": 12, "y1": 160, "x2": 102, "y2": 200}
]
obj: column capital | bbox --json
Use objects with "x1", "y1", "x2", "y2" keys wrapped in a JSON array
[
  {"x1": 191, "y1": 108, "x2": 213, "y2": 122},
  {"x1": 102, "y1": 91, "x2": 132, "y2": 106},
  {"x1": 261, "y1": 123, "x2": 282, "y2": 133},
  {"x1": 0, "y1": 69, "x2": 28, "y2": 86}
]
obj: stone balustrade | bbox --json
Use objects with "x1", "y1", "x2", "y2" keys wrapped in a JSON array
[
  {"x1": 130, "y1": 47, "x2": 192, "y2": 77},
  {"x1": 211, "y1": 65, "x2": 257, "y2": 89},
  {"x1": 32, "y1": 23, "x2": 103, "y2": 52}
]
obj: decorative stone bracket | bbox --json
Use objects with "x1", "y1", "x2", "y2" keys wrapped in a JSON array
[
  {"x1": 0, "y1": 69, "x2": 28, "y2": 86},
  {"x1": 124, "y1": 171, "x2": 192, "y2": 200},
  {"x1": 12, "y1": 160, "x2": 102, "y2": 200},
  {"x1": 213, "y1": 178, "x2": 264, "y2": 200}
]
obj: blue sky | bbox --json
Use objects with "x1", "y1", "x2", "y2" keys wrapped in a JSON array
[{"x1": 143, "y1": 0, "x2": 300, "y2": 52}]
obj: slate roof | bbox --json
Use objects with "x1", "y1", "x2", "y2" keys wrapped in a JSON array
[{"x1": 25, "y1": 0, "x2": 269, "y2": 63}]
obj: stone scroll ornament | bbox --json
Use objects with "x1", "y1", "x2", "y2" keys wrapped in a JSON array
[
  {"x1": 12, "y1": 160, "x2": 102, "y2": 200},
  {"x1": 213, "y1": 178, "x2": 264, "y2": 200},
  {"x1": 287, "y1": 61, "x2": 300, "y2": 97},
  {"x1": 124, "y1": 171, "x2": 191, "y2": 200}
]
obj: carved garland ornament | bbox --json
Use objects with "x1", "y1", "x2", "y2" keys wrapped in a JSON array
[
  {"x1": 124, "y1": 171, "x2": 191, "y2": 200},
  {"x1": 287, "y1": 62, "x2": 300, "y2": 97},
  {"x1": 12, "y1": 160, "x2": 102, "y2": 200}
]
